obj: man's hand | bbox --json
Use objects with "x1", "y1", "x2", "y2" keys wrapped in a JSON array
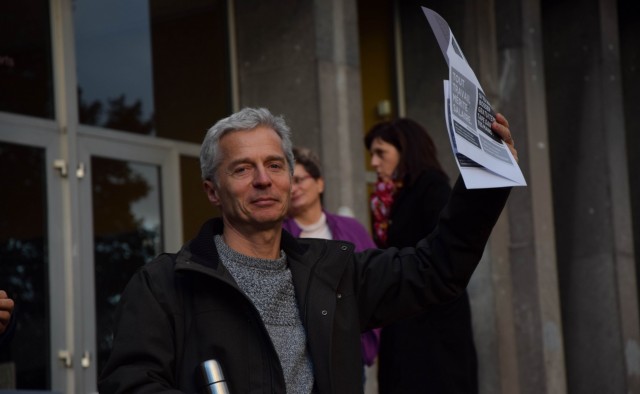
[
  {"x1": 492, "y1": 113, "x2": 518, "y2": 162},
  {"x1": 0, "y1": 290, "x2": 15, "y2": 335}
]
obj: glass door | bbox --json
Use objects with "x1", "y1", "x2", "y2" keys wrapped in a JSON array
[
  {"x1": 0, "y1": 118, "x2": 65, "y2": 393},
  {"x1": 1, "y1": 0, "x2": 231, "y2": 390},
  {"x1": 75, "y1": 132, "x2": 181, "y2": 392}
]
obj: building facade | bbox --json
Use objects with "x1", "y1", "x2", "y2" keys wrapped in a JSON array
[{"x1": 0, "y1": 0, "x2": 638, "y2": 393}]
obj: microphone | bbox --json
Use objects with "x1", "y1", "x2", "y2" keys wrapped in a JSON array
[{"x1": 197, "y1": 359, "x2": 230, "y2": 394}]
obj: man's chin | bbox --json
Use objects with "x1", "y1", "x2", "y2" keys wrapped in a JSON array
[{"x1": 251, "y1": 212, "x2": 286, "y2": 229}]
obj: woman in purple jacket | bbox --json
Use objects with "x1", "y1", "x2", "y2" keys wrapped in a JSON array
[{"x1": 282, "y1": 147, "x2": 380, "y2": 372}]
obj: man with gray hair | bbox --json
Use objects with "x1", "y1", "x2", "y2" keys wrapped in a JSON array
[{"x1": 99, "y1": 107, "x2": 515, "y2": 393}]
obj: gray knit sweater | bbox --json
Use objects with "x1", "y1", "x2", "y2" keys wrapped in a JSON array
[{"x1": 214, "y1": 235, "x2": 314, "y2": 394}]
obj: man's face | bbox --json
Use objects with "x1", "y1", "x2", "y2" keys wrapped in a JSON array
[{"x1": 204, "y1": 126, "x2": 292, "y2": 232}]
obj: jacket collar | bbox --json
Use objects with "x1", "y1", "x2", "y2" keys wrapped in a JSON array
[
  {"x1": 178, "y1": 218, "x2": 329, "y2": 330},
  {"x1": 182, "y1": 217, "x2": 312, "y2": 269}
]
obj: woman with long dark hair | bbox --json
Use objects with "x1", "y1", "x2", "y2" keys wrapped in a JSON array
[{"x1": 365, "y1": 118, "x2": 478, "y2": 394}]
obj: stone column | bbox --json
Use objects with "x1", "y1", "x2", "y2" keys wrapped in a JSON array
[
  {"x1": 401, "y1": 0, "x2": 567, "y2": 392},
  {"x1": 619, "y1": 0, "x2": 640, "y2": 335},
  {"x1": 233, "y1": 0, "x2": 368, "y2": 223},
  {"x1": 313, "y1": 0, "x2": 368, "y2": 221},
  {"x1": 541, "y1": 0, "x2": 639, "y2": 392},
  {"x1": 494, "y1": 0, "x2": 567, "y2": 392}
]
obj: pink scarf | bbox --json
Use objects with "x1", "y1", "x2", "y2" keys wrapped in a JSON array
[{"x1": 370, "y1": 179, "x2": 400, "y2": 247}]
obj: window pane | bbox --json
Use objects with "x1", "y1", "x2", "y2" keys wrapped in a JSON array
[
  {"x1": 91, "y1": 157, "x2": 163, "y2": 374},
  {"x1": 74, "y1": 0, "x2": 231, "y2": 143},
  {"x1": 0, "y1": 141, "x2": 50, "y2": 389},
  {"x1": 0, "y1": 1, "x2": 54, "y2": 119},
  {"x1": 74, "y1": 1, "x2": 155, "y2": 134}
]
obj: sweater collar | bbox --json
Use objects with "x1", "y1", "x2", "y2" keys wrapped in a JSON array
[{"x1": 184, "y1": 217, "x2": 309, "y2": 270}]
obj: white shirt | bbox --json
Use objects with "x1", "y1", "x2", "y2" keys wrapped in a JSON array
[{"x1": 296, "y1": 212, "x2": 333, "y2": 240}]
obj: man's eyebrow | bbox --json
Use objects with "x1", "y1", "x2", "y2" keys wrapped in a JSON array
[
  {"x1": 226, "y1": 155, "x2": 286, "y2": 167},
  {"x1": 265, "y1": 155, "x2": 287, "y2": 162},
  {"x1": 227, "y1": 157, "x2": 251, "y2": 167}
]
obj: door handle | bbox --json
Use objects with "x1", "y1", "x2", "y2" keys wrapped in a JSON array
[
  {"x1": 81, "y1": 351, "x2": 91, "y2": 368},
  {"x1": 58, "y1": 350, "x2": 72, "y2": 368}
]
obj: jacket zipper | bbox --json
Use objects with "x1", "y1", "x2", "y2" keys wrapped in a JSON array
[
  {"x1": 176, "y1": 261, "x2": 284, "y2": 392},
  {"x1": 302, "y1": 241, "x2": 328, "y2": 327}
]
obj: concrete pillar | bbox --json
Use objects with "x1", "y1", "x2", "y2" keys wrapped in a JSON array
[
  {"x1": 398, "y1": 1, "x2": 526, "y2": 393},
  {"x1": 494, "y1": 0, "x2": 567, "y2": 392},
  {"x1": 233, "y1": 0, "x2": 368, "y2": 223},
  {"x1": 313, "y1": 0, "x2": 368, "y2": 222},
  {"x1": 400, "y1": 2, "x2": 501, "y2": 393},
  {"x1": 397, "y1": 0, "x2": 461, "y2": 178},
  {"x1": 492, "y1": 0, "x2": 569, "y2": 392},
  {"x1": 541, "y1": 0, "x2": 640, "y2": 392},
  {"x1": 619, "y1": 0, "x2": 640, "y2": 360},
  {"x1": 400, "y1": 0, "x2": 566, "y2": 392},
  {"x1": 234, "y1": 0, "x2": 320, "y2": 145}
]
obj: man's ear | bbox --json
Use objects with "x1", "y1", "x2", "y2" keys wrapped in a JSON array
[{"x1": 203, "y1": 180, "x2": 221, "y2": 206}]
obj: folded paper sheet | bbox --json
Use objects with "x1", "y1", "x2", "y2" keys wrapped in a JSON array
[{"x1": 423, "y1": 7, "x2": 527, "y2": 188}]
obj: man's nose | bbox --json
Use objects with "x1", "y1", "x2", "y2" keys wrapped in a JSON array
[{"x1": 252, "y1": 166, "x2": 272, "y2": 187}]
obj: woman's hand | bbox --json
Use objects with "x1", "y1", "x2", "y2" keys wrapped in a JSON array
[{"x1": 492, "y1": 113, "x2": 518, "y2": 162}]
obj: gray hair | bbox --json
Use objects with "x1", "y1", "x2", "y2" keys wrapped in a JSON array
[{"x1": 200, "y1": 107, "x2": 295, "y2": 183}]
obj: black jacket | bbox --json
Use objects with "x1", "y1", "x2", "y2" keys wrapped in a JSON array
[
  {"x1": 378, "y1": 169, "x2": 478, "y2": 394},
  {"x1": 98, "y1": 178, "x2": 509, "y2": 393}
]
